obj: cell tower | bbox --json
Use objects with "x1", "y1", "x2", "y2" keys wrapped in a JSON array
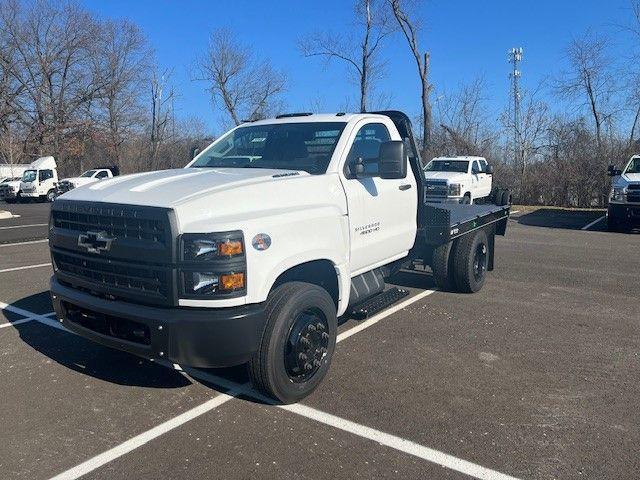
[{"x1": 508, "y1": 47, "x2": 523, "y2": 172}]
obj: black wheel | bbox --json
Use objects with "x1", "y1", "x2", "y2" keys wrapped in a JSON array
[
  {"x1": 452, "y1": 229, "x2": 489, "y2": 293},
  {"x1": 431, "y1": 241, "x2": 455, "y2": 290},
  {"x1": 492, "y1": 188, "x2": 502, "y2": 204},
  {"x1": 500, "y1": 189, "x2": 512, "y2": 206},
  {"x1": 248, "y1": 281, "x2": 337, "y2": 404},
  {"x1": 461, "y1": 193, "x2": 471, "y2": 205},
  {"x1": 46, "y1": 189, "x2": 56, "y2": 202}
]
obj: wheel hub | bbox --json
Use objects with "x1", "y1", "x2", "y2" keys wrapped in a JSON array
[
  {"x1": 473, "y1": 242, "x2": 487, "y2": 281},
  {"x1": 284, "y1": 309, "x2": 329, "y2": 383}
]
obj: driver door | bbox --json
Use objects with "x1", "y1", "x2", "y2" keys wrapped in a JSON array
[{"x1": 340, "y1": 121, "x2": 417, "y2": 275}]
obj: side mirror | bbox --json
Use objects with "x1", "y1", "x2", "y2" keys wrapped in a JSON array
[
  {"x1": 378, "y1": 141, "x2": 407, "y2": 179},
  {"x1": 191, "y1": 147, "x2": 200, "y2": 160},
  {"x1": 485, "y1": 165, "x2": 494, "y2": 175},
  {"x1": 607, "y1": 165, "x2": 622, "y2": 177}
]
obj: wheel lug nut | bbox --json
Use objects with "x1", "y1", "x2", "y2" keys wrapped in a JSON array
[
  {"x1": 307, "y1": 324, "x2": 316, "y2": 332},
  {"x1": 321, "y1": 332, "x2": 329, "y2": 340},
  {"x1": 300, "y1": 337, "x2": 311, "y2": 346},
  {"x1": 304, "y1": 362, "x2": 313, "y2": 371},
  {"x1": 316, "y1": 323, "x2": 325, "y2": 331},
  {"x1": 313, "y1": 359, "x2": 322, "y2": 367},
  {"x1": 320, "y1": 347, "x2": 327, "y2": 354},
  {"x1": 298, "y1": 353, "x2": 308, "y2": 361}
]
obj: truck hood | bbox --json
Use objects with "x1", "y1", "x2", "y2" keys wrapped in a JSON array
[
  {"x1": 423, "y1": 171, "x2": 468, "y2": 183},
  {"x1": 58, "y1": 167, "x2": 348, "y2": 234},
  {"x1": 0, "y1": 180, "x2": 20, "y2": 189},
  {"x1": 59, "y1": 176, "x2": 97, "y2": 186},
  {"x1": 59, "y1": 167, "x2": 310, "y2": 207},
  {"x1": 614, "y1": 172, "x2": 640, "y2": 187}
]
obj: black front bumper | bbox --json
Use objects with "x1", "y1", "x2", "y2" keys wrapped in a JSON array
[
  {"x1": 608, "y1": 203, "x2": 640, "y2": 226},
  {"x1": 50, "y1": 277, "x2": 266, "y2": 368}
]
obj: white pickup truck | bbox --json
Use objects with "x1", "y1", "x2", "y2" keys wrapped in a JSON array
[
  {"x1": 607, "y1": 155, "x2": 640, "y2": 231},
  {"x1": 424, "y1": 156, "x2": 511, "y2": 206},
  {"x1": 49, "y1": 111, "x2": 510, "y2": 403},
  {"x1": 56, "y1": 167, "x2": 119, "y2": 195}
]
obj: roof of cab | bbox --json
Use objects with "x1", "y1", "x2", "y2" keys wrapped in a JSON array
[{"x1": 244, "y1": 113, "x2": 389, "y2": 126}]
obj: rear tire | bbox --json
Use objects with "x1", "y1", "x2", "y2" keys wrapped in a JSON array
[
  {"x1": 461, "y1": 193, "x2": 471, "y2": 205},
  {"x1": 500, "y1": 189, "x2": 512, "y2": 206},
  {"x1": 452, "y1": 229, "x2": 489, "y2": 293},
  {"x1": 46, "y1": 189, "x2": 56, "y2": 202},
  {"x1": 431, "y1": 241, "x2": 455, "y2": 290},
  {"x1": 248, "y1": 282, "x2": 337, "y2": 404}
]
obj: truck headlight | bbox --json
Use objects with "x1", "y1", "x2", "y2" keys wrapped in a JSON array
[
  {"x1": 181, "y1": 232, "x2": 244, "y2": 261},
  {"x1": 610, "y1": 187, "x2": 625, "y2": 202},
  {"x1": 180, "y1": 231, "x2": 246, "y2": 298},
  {"x1": 182, "y1": 271, "x2": 245, "y2": 296},
  {"x1": 448, "y1": 183, "x2": 462, "y2": 196}
]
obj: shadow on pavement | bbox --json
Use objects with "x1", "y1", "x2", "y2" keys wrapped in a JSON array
[{"x1": 516, "y1": 208, "x2": 606, "y2": 230}]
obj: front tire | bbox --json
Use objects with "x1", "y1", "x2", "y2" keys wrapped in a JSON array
[
  {"x1": 248, "y1": 282, "x2": 337, "y2": 404},
  {"x1": 46, "y1": 189, "x2": 56, "y2": 202}
]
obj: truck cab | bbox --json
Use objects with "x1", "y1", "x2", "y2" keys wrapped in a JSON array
[
  {"x1": 608, "y1": 155, "x2": 640, "y2": 231},
  {"x1": 423, "y1": 156, "x2": 493, "y2": 204},
  {"x1": 49, "y1": 112, "x2": 509, "y2": 403},
  {"x1": 19, "y1": 156, "x2": 58, "y2": 202}
]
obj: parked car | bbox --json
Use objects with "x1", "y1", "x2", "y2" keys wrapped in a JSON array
[
  {"x1": 423, "y1": 156, "x2": 511, "y2": 205},
  {"x1": 19, "y1": 156, "x2": 58, "y2": 202},
  {"x1": 56, "y1": 166, "x2": 119, "y2": 195},
  {"x1": 0, "y1": 176, "x2": 23, "y2": 203},
  {"x1": 607, "y1": 155, "x2": 640, "y2": 231}
]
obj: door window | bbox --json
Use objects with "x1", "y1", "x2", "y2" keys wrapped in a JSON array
[
  {"x1": 39, "y1": 170, "x2": 53, "y2": 181},
  {"x1": 471, "y1": 161, "x2": 481, "y2": 174},
  {"x1": 478, "y1": 159, "x2": 488, "y2": 173},
  {"x1": 96, "y1": 170, "x2": 109, "y2": 179},
  {"x1": 345, "y1": 123, "x2": 391, "y2": 178}
]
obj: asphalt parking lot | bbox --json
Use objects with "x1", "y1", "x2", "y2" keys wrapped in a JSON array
[{"x1": 0, "y1": 201, "x2": 638, "y2": 480}]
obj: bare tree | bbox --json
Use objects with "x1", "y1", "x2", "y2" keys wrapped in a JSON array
[
  {"x1": 556, "y1": 32, "x2": 617, "y2": 152},
  {"x1": 196, "y1": 29, "x2": 286, "y2": 126},
  {"x1": 93, "y1": 19, "x2": 150, "y2": 165},
  {"x1": 299, "y1": 0, "x2": 392, "y2": 113},
  {"x1": 389, "y1": 0, "x2": 432, "y2": 157}
]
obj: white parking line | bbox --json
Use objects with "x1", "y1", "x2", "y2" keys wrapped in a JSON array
[
  {"x1": 48, "y1": 391, "x2": 240, "y2": 480},
  {"x1": 0, "y1": 223, "x2": 48, "y2": 230},
  {"x1": 0, "y1": 239, "x2": 48, "y2": 247},
  {"x1": 280, "y1": 403, "x2": 520, "y2": 480},
  {"x1": 510, "y1": 210, "x2": 520, "y2": 214},
  {"x1": 0, "y1": 306, "x2": 56, "y2": 329},
  {"x1": 581, "y1": 215, "x2": 606, "y2": 231},
  {"x1": 0, "y1": 263, "x2": 50, "y2": 274}
]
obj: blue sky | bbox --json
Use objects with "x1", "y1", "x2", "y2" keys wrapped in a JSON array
[{"x1": 83, "y1": 0, "x2": 635, "y2": 134}]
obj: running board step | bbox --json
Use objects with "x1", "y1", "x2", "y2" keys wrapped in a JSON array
[{"x1": 349, "y1": 287, "x2": 410, "y2": 320}]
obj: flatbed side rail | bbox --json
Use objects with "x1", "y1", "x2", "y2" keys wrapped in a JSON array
[{"x1": 422, "y1": 203, "x2": 510, "y2": 246}]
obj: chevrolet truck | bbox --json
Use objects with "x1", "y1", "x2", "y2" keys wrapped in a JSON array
[
  {"x1": 49, "y1": 111, "x2": 510, "y2": 403},
  {"x1": 607, "y1": 156, "x2": 640, "y2": 231},
  {"x1": 56, "y1": 167, "x2": 120, "y2": 196},
  {"x1": 424, "y1": 156, "x2": 511, "y2": 206}
]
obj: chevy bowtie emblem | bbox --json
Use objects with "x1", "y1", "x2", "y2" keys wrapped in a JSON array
[{"x1": 78, "y1": 230, "x2": 115, "y2": 254}]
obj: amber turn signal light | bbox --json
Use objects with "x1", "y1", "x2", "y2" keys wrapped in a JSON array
[
  {"x1": 219, "y1": 272, "x2": 245, "y2": 291},
  {"x1": 218, "y1": 240, "x2": 243, "y2": 256}
]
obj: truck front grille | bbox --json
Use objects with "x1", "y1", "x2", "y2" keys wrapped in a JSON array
[
  {"x1": 53, "y1": 251, "x2": 170, "y2": 301},
  {"x1": 424, "y1": 181, "x2": 448, "y2": 198},
  {"x1": 50, "y1": 200, "x2": 175, "y2": 306},
  {"x1": 52, "y1": 202, "x2": 168, "y2": 245},
  {"x1": 627, "y1": 184, "x2": 640, "y2": 203}
]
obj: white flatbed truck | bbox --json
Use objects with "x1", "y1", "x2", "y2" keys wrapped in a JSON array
[{"x1": 49, "y1": 111, "x2": 510, "y2": 403}]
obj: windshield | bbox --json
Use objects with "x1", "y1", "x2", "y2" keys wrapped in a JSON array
[
  {"x1": 22, "y1": 170, "x2": 36, "y2": 182},
  {"x1": 190, "y1": 122, "x2": 346, "y2": 175},
  {"x1": 623, "y1": 157, "x2": 640, "y2": 174},
  {"x1": 424, "y1": 160, "x2": 469, "y2": 173},
  {"x1": 80, "y1": 170, "x2": 97, "y2": 177}
]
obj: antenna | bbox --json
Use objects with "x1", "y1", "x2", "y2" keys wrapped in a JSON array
[{"x1": 508, "y1": 47, "x2": 524, "y2": 174}]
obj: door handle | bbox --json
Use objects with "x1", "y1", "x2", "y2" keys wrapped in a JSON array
[{"x1": 399, "y1": 184, "x2": 412, "y2": 191}]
